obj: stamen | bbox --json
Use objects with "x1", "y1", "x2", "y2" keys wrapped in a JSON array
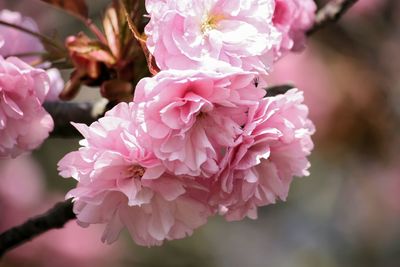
[
  {"x1": 201, "y1": 14, "x2": 224, "y2": 34},
  {"x1": 127, "y1": 165, "x2": 146, "y2": 179}
]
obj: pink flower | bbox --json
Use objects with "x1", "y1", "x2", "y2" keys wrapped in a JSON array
[
  {"x1": 145, "y1": 0, "x2": 281, "y2": 74},
  {"x1": 0, "y1": 56, "x2": 53, "y2": 158},
  {"x1": 134, "y1": 69, "x2": 265, "y2": 177},
  {"x1": 0, "y1": 9, "x2": 44, "y2": 64},
  {"x1": 209, "y1": 89, "x2": 314, "y2": 221},
  {"x1": 272, "y1": 0, "x2": 316, "y2": 55},
  {"x1": 58, "y1": 102, "x2": 211, "y2": 246}
]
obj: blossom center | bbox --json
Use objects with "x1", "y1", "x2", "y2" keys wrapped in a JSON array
[
  {"x1": 201, "y1": 14, "x2": 224, "y2": 34},
  {"x1": 127, "y1": 165, "x2": 145, "y2": 180}
]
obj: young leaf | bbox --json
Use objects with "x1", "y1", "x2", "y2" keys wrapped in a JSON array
[
  {"x1": 120, "y1": 0, "x2": 160, "y2": 75},
  {"x1": 103, "y1": 4, "x2": 121, "y2": 59}
]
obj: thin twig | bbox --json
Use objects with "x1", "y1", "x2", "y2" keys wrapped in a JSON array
[
  {"x1": 307, "y1": 0, "x2": 359, "y2": 36},
  {"x1": 0, "y1": 199, "x2": 75, "y2": 258},
  {"x1": 0, "y1": 20, "x2": 64, "y2": 50}
]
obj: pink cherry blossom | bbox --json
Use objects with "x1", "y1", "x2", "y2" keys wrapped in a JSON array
[
  {"x1": 0, "y1": 9, "x2": 44, "y2": 64},
  {"x1": 0, "y1": 56, "x2": 53, "y2": 158},
  {"x1": 272, "y1": 0, "x2": 316, "y2": 55},
  {"x1": 145, "y1": 0, "x2": 281, "y2": 74},
  {"x1": 208, "y1": 89, "x2": 314, "y2": 221},
  {"x1": 134, "y1": 68, "x2": 266, "y2": 177},
  {"x1": 58, "y1": 102, "x2": 211, "y2": 246}
]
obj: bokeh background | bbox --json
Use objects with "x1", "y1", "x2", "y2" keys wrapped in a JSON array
[{"x1": 1, "y1": 0, "x2": 400, "y2": 266}]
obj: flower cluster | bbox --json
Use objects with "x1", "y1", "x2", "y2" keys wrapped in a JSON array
[
  {"x1": 0, "y1": 10, "x2": 64, "y2": 158},
  {"x1": 58, "y1": 103, "x2": 210, "y2": 246},
  {"x1": 59, "y1": 0, "x2": 316, "y2": 246},
  {"x1": 145, "y1": 0, "x2": 280, "y2": 74}
]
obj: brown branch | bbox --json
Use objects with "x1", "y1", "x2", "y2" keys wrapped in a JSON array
[
  {"x1": 307, "y1": 0, "x2": 359, "y2": 36},
  {"x1": 0, "y1": 199, "x2": 75, "y2": 258}
]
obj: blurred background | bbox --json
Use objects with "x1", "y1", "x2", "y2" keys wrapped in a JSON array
[{"x1": 1, "y1": 0, "x2": 400, "y2": 266}]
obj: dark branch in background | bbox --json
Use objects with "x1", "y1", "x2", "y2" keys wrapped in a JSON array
[
  {"x1": 307, "y1": 0, "x2": 359, "y2": 36},
  {"x1": 0, "y1": 0, "x2": 359, "y2": 258},
  {"x1": 44, "y1": 100, "x2": 108, "y2": 138},
  {"x1": 0, "y1": 200, "x2": 75, "y2": 258},
  {"x1": 266, "y1": 84, "x2": 295, "y2": 97}
]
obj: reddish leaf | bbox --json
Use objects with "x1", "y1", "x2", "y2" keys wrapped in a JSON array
[
  {"x1": 40, "y1": 0, "x2": 88, "y2": 18},
  {"x1": 141, "y1": 44, "x2": 160, "y2": 76},
  {"x1": 121, "y1": 1, "x2": 160, "y2": 75},
  {"x1": 103, "y1": 4, "x2": 121, "y2": 59},
  {"x1": 67, "y1": 33, "x2": 116, "y2": 65}
]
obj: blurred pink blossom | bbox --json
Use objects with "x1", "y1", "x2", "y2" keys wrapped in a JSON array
[
  {"x1": 134, "y1": 69, "x2": 265, "y2": 177},
  {"x1": 145, "y1": 0, "x2": 281, "y2": 74},
  {"x1": 0, "y1": 9, "x2": 44, "y2": 63},
  {"x1": 208, "y1": 89, "x2": 314, "y2": 220},
  {"x1": 58, "y1": 102, "x2": 211, "y2": 246},
  {"x1": 0, "y1": 56, "x2": 53, "y2": 158},
  {"x1": 0, "y1": 9, "x2": 64, "y2": 101},
  {"x1": 272, "y1": 0, "x2": 316, "y2": 55}
]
